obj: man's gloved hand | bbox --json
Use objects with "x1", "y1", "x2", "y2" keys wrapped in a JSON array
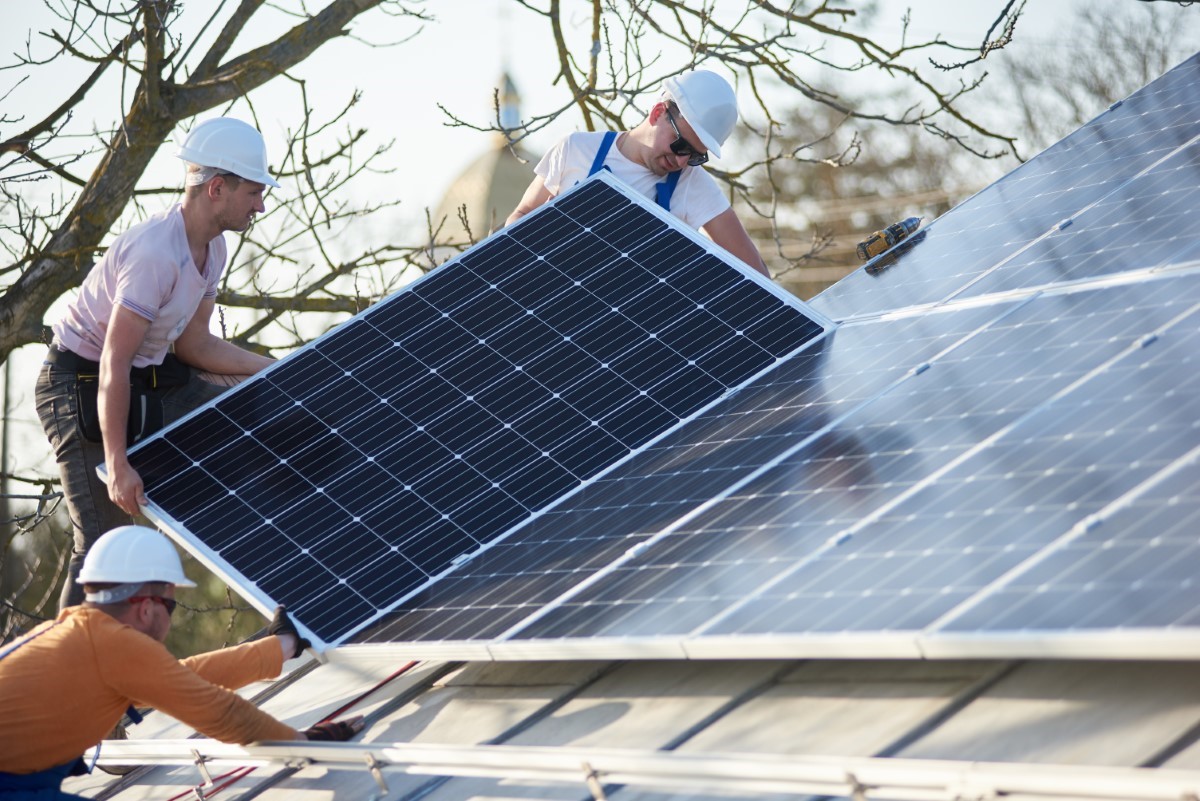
[
  {"x1": 268, "y1": 605, "x2": 312, "y2": 659},
  {"x1": 303, "y1": 715, "x2": 365, "y2": 741}
]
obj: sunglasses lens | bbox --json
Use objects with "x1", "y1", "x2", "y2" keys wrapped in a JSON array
[
  {"x1": 670, "y1": 139, "x2": 707, "y2": 166},
  {"x1": 666, "y1": 108, "x2": 707, "y2": 166}
]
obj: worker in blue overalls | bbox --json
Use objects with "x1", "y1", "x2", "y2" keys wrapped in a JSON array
[{"x1": 505, "y1": 70, "x2": 769, "y2": 278}]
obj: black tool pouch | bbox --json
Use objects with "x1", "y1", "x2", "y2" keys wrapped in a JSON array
[{"x1": 75, "y1": 353, "x2": 191, "y2": 447}]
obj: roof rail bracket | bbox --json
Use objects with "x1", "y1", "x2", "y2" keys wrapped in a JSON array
[
  {"x1": 846, "y1": 771, "x2": 868, "y2": 801},
  {"x1": 582, "y1": 761, "x2": 608, "y2": 801},
  {"x1": 365, "y1": 753, "x2": 389, "y2": 799},
  {"x1": 190, "y1": 749, "x2": 215, "y2": 797}
]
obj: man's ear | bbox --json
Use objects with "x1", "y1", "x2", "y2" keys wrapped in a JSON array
[
  {"x1": 649, "y1": 101, "x2": 668, "y2": 124},
  {"x1": 206, "y1": 176, "x2": 226, "y2": 201},
  {"x1": 127, "y1": 597, "x2": 155, "y2": 632}
]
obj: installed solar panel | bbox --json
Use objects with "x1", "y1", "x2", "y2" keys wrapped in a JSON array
[
  {"x1": 930, "y1": 291, "x2": 1200, "y2": 643},
  {"x1": 346, "y1": 53, "x2": 1200, "y2": 660},
  {"x1": 811, "y1": 52, "x2": 1200, "y2": 321},
  {"x1": 122, "y1": 172, "x2": 827, "y2": 646},
  {"x1": 354, "y1": 304, "x2": 1005, "y2": 646}
]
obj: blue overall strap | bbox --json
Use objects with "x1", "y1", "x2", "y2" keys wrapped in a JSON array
[
  {"x1": 588, "y1": 131, "x2": 617, "y2": 176},
  {"x1": 655, "y1": 170, "x2": 681, "y2": 211},
  {"x1": 590, "y1": 130, "x2": 678, "y2": 211},
  {"x1": 0, "y1": 621, "x2": 60, "y2": 661}
]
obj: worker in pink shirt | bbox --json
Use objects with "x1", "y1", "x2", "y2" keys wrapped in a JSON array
[{"x1": 36, "y1": 118, "x2": 281, "y2": 609}]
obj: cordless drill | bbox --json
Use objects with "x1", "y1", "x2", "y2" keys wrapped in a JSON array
[{"x1": 856, "y1": 217, "x2": 922, "y2": 262}]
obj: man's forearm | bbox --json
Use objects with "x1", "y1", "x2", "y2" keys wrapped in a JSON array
[
  {"x1": 98, "y1": 366, "x2": 131, "y2": 465},
  {"x1": 176, "y1": 334, "x2": 274, "y2": 376}
]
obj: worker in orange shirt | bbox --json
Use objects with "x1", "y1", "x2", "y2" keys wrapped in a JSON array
[{"x1": 0, "y1": 526, "x2": 363, "y2": 798}]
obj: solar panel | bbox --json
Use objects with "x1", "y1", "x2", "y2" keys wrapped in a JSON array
[
  {"x1": 128, "y1": 53, "x2": 1200, "y2": 660},
  {"x1": 353, "y1": 304, "x2": 1006, "y2": 646},
  {"x1": 810, "y1": 52, "x2": 1200, "y2": 321},
  {"x1": 345, "y1": 53, "x2": 1200, "y2": 660},
  {"x1": 120, "y1": 172, "x2": 828, "y2": 646},
  {"x1": 687, "y1": 277, "x2": 1200, "y2": 644},
  {"x1": 929, "y1": 291, "x2": 1200, "y2": 643}
]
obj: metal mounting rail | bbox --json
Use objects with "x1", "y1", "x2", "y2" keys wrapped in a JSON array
[{"x1": 85, "y1": 739, "x2": 1200, "y2": 801}]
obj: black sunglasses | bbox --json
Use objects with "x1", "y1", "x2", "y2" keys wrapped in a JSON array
[
  {"x1": 664, "y1": 107, "x2": 708, "y2": 167},
  {"x1": 129, "y1": 595, "x2": 178, "y2": 616}
]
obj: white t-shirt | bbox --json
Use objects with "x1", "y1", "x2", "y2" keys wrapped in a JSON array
[
  {"x1": 535, "y1": 131, "x2": 730, "y2": 229},
  {"x1": 53, "y1": 204, "x2": 227, "y2": 368}
]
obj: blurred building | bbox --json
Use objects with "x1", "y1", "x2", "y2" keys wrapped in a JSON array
[{"x1": 432, "y1": 73, "x2": 539, "y2": 245}]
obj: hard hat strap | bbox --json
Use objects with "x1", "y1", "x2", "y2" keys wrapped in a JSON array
[
  {"x1": 84, "y1": 583, "x2": 145, "y2": 604},
  {"x1": 185, "y1": 164, "x2": 233, "y2": 186}
]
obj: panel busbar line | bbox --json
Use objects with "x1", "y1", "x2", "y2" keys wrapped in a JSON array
[{"x1": 124, "y1": 171, "x2": 827, "y2": 646}]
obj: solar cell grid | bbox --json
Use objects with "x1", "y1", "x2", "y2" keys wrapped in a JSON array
[
  {"x1": 127, "y1": 172, "x2": 827, "y2": 645},
  {"x1": 488, "y1": 275, "x2": 1200, "y2": 647},
  {"x1": 956, "y1": 138, "x2": 1200, "y2": 298},
  {"x1": 354, "y1": 305, "x2": 1004, "y2": 644},
  {"x1": 934, "y1": 299, "x2": 1200, "y2": 637}
]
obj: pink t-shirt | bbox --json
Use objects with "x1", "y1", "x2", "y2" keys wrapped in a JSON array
[{"x1": 53, "y1": 204, "x2": 227, "y2": 368}]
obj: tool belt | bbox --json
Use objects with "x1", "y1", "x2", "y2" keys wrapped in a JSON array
[{"x1": 47, "y1": 347, "x2": 192, "y2": 446}]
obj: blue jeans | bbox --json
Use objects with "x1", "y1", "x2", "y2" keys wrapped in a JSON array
[
  {"x1": 0, "y1": 761, "x2": 88, "y2": 800},
  {"x1": 35, "y1": 359, "x2": 227, "y2": 609}
]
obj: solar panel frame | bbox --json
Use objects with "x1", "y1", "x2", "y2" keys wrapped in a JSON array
[{"x1": 109, "y1": 170, "x2": 832, "y2": 650}]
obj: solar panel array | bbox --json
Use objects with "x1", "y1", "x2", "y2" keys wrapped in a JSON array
[
  {"x1": 351, "y1": 52, "x2": 1200, "y2": 659},
  {"x1": 125, "y1": 173, "x2": 826, "y2": 645},
  {"x1": 132, "y1": 53, "x2": 1200, "y2": 659}
]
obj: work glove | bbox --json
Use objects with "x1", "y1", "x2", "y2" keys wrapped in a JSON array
[
  {"x1": 268, "y1": 605, "x2": 312, "y2": 659},
  {"x1": 303, "y1": 716, "x2": 365, "y2": 742}
]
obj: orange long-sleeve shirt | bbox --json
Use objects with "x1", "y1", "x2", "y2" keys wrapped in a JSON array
[{"x1": 0, "y1": 606, "x2": 299, "y2": 774}]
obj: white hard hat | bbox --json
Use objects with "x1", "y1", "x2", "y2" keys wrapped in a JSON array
[
  {"x1": 662, "y1": 70, "x2": 739, "y2": 159},
  {"x1": 78, "y1": 525, "x2": 196, "y2": 587},
  {"x1": 175, "y1": 117, "x2": 281, "y2": 188}
]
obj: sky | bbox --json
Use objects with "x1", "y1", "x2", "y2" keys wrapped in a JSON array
[{"x1": 2, "y1": 0, "x2": 1197, "y2": 483}]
